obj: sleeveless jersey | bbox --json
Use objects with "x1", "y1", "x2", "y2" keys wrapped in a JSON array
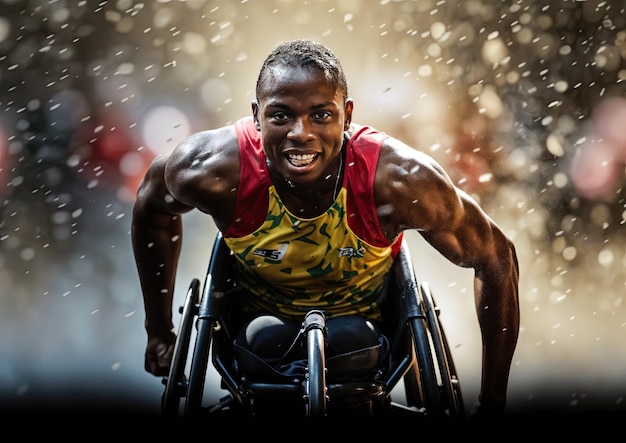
[{"x1": 223, "y1": 117, "x2": 403, "y2": 321}]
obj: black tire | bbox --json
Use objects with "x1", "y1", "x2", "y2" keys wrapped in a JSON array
[
  {"x1": 183, "y1": 233, "x2": 231, "y2": 417},
  {"x1": 393, "y1": 239, "x2": 464, "y2": 419},
  {"x1": 161, "y1": 278, "x2": 200, "y2": 417},
  {"x1": 420, "y1": 282, "x2": 465, "y2": 418},
  {"x1": 184, "y1": 305, "x2": 216, "y2": 417},
  {"x1": 304, "y1": 310, "x2": 327, "y2": 417},
  {"x1": 408, "y1": 312, "x2": 444, "y2": 416},
  {"x1": 392, "y1": 240, "x2": 444, "y2": 416}
]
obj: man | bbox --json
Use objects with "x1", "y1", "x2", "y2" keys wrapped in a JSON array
[{"x1": 131, "y1": 39, "x2": 519, "y2": 417}]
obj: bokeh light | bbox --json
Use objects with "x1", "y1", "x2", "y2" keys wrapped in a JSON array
[{"x1": 0, "y1": 0, "x2": 624, "y2": 420}]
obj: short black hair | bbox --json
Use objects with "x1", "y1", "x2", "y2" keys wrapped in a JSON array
[{"x1": 256, "y1": 39, "x2": 349, "y2": 104}]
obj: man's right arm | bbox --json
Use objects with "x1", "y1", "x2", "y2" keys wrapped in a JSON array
[{"x1": 131, "y1": 154, "x2": 194, "y2": 376}]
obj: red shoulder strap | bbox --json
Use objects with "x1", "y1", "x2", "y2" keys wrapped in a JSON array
[
  {"x1": 224, "y1": 117, "x2": 270, "y2": 237},
  {"x1": 345, "y1": 126, "x2": 403, "y2": 255}
]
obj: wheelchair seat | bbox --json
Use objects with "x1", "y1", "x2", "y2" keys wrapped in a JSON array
[
  {"x1": 231, "y1": 334, "x2": 388, "y2": 382},
  {"x1": 161, "y1": 232, "x2": 465, "y2": 419}
]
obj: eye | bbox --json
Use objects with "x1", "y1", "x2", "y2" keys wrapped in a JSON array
[
  {"x1": 313, "y1": 110, "x2": 332, "y2": 121},
  {"x1": 270, "y1": 112, "x2": 290, "y2": 122}
]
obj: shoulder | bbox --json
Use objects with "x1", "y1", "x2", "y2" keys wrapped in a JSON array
[
  {"x1": 166, "y1": 123, "x2": 239, "y2": 177},
  {"x1": 378, "y1": 135, "x2": 451, "y2": 184},
  {"x1": 345, "y1": 125, "x2": 452, "y2": 193},
  {"x1": 173, "y1": 124, "x2": 238, "y2": 162},
  {"x1": 168, "y1": 117, "x2": 258, "y2": 170},
  {"x1": 345, "y1": 123, "x2": 450, "y2": 182},
  {"x1": 374, "y1": 134, "x2": 462, "y2": 234},
  {"x1": 163, "y1": 122, "x2": 241, "y2": 212}
]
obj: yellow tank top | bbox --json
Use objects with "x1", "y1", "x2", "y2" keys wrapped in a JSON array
[{"x1": 224, "y1": 186, "x2": 394, "y2": 321}]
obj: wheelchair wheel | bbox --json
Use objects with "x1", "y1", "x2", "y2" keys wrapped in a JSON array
[
  {"x1": 392, "y1": 241, "x2": 464, "y2": 419},
  {"x1": 402, "y1": 282, "x2": 464, "y2": 418},
  {"x1": 183, "y1": 298, "x2": 217, "y2": 417},
  {"x1": 420, "y1": 281, "x2": 465, "y2": 418},
  {"x1": 161, "y1": 278, "x2": 200, "y2": 417},
  {"x1": 406, "y1": 308, "x2": 443, "y2": 415},
  {"x1": 183, "y1": 233, "x2": 233, "y2": 417},
  {"x1": 303, "y1": 310, "x2": 327, "y2": 417}
]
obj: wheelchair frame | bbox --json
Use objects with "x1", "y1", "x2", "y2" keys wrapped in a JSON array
[{"x1": 161, "y1": 232, "x2": 465, "y2": 419}]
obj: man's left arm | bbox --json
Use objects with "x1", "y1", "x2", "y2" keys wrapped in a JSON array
[{"x1": 422, "y1": 189, "x2": 520, "y2": 414}]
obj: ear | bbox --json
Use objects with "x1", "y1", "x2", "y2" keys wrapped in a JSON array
[
  {"x1": 252, "y1": 101, "x2": 261, "y2": 131},
  {"x1": 343, "y1": 98, "x2": 354, "y2": 131}
]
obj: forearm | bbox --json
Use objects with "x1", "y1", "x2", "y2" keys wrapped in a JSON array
[
  {"x1": 477, "y1": 308, "x2": 519, "y2": 407},
  {"x1": 132, "y1": 213, "x2": 183, "y2": 336},
  {"x1": 474, "y1": 254, "x2": 520, "y2": 407}
]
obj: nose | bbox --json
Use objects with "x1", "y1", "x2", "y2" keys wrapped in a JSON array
[{"x1": 287, "y1": 118, "x2": 315, "y2": 142}]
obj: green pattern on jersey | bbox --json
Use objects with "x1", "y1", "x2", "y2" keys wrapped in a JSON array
[{"x1": 224, "y1": 186, "x2": 394, "y2": 321}]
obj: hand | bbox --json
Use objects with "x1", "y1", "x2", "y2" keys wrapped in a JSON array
[{"x1": 145, "y1": 331, "x2": 177, "y2": 376}]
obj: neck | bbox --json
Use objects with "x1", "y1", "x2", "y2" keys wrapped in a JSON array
[{"x1": 270, "y1": 150, "x2": 344, "y2": 217}]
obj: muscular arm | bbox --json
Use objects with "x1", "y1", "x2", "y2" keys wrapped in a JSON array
[
  {"x1": 377, "y1": 138, "x2": 520, "y2": 413},
  {"x1": 131, "y1": 126, "x2": 239, "y2": 376},
  {"x1": 422, "y1": 190, "x2": 519, "y2": 412},
  {"x1": 131, "y1": 154, "x2": 193, "y2": 375}
]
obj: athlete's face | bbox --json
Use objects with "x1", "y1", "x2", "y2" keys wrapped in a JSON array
[{"x1": 252, "y1": 65, "x2": 353, "y2": 189}]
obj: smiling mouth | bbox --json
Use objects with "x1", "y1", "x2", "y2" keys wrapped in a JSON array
[{"x1": 287, "y1": 153, "x2": 319, "y2": 167}]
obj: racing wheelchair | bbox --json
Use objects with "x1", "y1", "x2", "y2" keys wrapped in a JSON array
[{"x1": 160, "y1": 232, "x2": 465, "y2": 420}]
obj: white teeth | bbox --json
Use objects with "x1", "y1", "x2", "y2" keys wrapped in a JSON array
[{"x1": 288, "y1": 153, "x2": 317, "y2": 166}]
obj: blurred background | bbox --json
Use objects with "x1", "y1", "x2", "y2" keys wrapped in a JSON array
[{"x1": 0, "y1": 0, "x2": 624, "y2": 419}]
